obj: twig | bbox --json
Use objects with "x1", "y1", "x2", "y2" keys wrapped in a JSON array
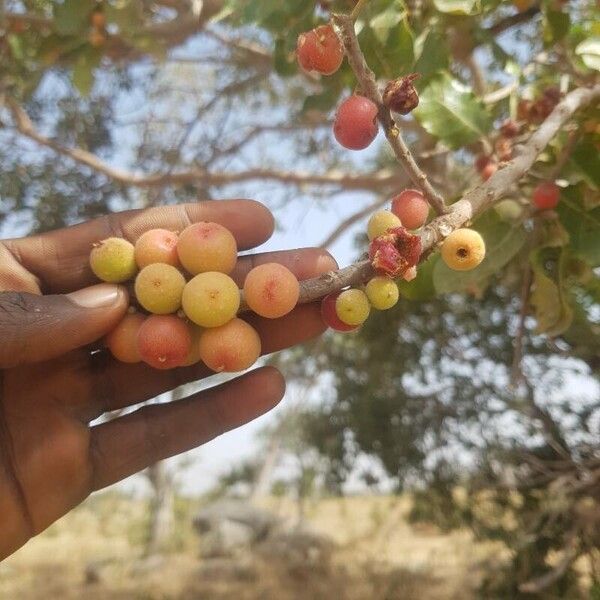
[
  {"x1": 2, "y1": 97, "x2": 404, "y2": 191},
  {"x1": 519, "y1": 534, "x2": 580, "y2": 594},
  {"x1": 332, "y1": 13, "x2": 447, "y2": 216},
  {"x1": 290, "y1": 84, "x2": 600, "y2": 306},
  {"x1": 487, "y1": 5, "x2": 541, "y2": 37},
  {"x1": 350, "y1": 0, "x2": 369, "y2": 20},
  {"x1": 464, "y1": 54, "x2": 486, "y2": 97},
  {"x1": 483, "y1": 81, "x2": 518, "y2": 105}
]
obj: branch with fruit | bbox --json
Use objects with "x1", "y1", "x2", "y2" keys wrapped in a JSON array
[{"x1": 89, "y1": 4, "x2": 600, "y2": 371}]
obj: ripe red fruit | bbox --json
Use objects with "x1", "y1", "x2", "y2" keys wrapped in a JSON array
[
  {"x1": 532, "y1": 182, "x2": 560, "y2": 210},
  {"x1": 321, "y1": 292, "x2": 358, "y2": 332},
  {"x1": 137, "y1": 315, "x2": 191, "y2": 370},
  {"x1": 475, "y1": 155, "x2": 498, "y2": 181},
  {"x1": 369, "y1": 227, "x2": 422, "y2": 278},
  {"x1": 481, "y1": 162, "x2": 498, "y2": 181},
  {"x1": 391, "y1": 189, "x2": 429, "y2": 230},
  {"x1": 297, "y1": 24, "x2": 344, "y2": 76},
  {"x1": 500, "y1": 119, "x2": 520, "y2": 138},
  {"x1": 333, "y1": 95, "x2": 379, "y2": 150},
  {"x1": 495, "y1": 137, "x2": 513, "y2": 162},
  {"x1": 91, "y1": 11, "x2": 106, "y2": 29}
]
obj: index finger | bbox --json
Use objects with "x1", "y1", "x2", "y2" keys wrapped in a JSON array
[{"x1": 4, "y1": 199, "x2": 274, "y2": 294}]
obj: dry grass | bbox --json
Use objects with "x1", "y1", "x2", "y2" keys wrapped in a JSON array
[{"x1": 0, "y1": 492, "x2": 504, "y2": 600}]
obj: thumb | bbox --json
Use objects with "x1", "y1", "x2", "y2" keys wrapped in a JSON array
[{"x1": 0, "y1": 284, "x2": 129, "y2": 368}]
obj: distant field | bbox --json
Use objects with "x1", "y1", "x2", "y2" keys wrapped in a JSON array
[{"x1": 1, "y1": 493, "x2": 504, "y2": 600}]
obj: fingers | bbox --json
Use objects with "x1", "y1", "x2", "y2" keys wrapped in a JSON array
[
  {"x1": 230, "y1": 246, "x2": 337, "y2": 287},
  {"x1": 5, "y1": 200, "x2": 274, "y2": 294},
  {"x1": 92, "y1": 301, "x2": 325, "y2": 418},
  {"x1": 89, "y1": 366, "x2": 285, "y2": 491},
  {"x1": 84, "y1": 247, "x2": 336, "y2": 418},
  {"x1": 0, "y1": 285, "x2": 129, "y2": 368}
]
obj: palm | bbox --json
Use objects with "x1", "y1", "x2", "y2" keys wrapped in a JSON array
[{"x1": 0, "y1": 201, "x2": 335, "y2": 559}]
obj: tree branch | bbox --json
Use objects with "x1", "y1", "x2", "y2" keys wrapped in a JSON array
[
  {"x1": 519, "y1": 535, "x2": 579, "y2": 594},
  {"x1": 3, "y1": 96, "x2": 403, "y2": 191},
  {"x1": 332, "y1": 13, "x2": 447, "y2": 216},
  {"x1": 488, "y1": 5, "x2": 540, "y2": 37},
  {"x1": 290, "y1": 84, "x2": 600, "y2": 308},
  {"x1": 418, "y1": 84, "x2": 600, "y2": 253}
]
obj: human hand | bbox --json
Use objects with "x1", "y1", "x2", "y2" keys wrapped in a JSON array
[{"x1": 0, "y1": 200, "x2": 336, "y2": 560}]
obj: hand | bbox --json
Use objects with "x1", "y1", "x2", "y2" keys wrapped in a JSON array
[{"x1": 0, "y1": 200, "x2": 336, "y2": 560}]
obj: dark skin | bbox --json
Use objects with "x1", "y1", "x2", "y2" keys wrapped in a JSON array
[{"x1": 0, "y1": 199, "x2": 336, "y2": 560}]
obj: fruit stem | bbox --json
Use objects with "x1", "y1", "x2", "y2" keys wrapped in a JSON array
[
  {"x1": 332, "y1": 13, "x2": 448, "y2": 216},
  {"x1": 350, "y1": 0, "x2": 369, "y2": 21},
  {"x1": 262, "y1": 83, "x2": 600, "y2": 314}
]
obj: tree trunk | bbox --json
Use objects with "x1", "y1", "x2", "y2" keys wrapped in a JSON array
[
  {"x1": 250, "y1": 436, "x2": 282, "y2": 501},
  {"x1": 146, "y1": 461, "x2": 175, "y2": 556}
]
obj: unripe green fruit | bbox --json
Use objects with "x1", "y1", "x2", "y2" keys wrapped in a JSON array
[
  {"x1": 367, "y1": 211, "x2": 402, "y2": 241},
  {"x1": 134, "y1": 263, "x2": 186, "y2": 314},
  {"x1": 182, "y1": 272, "x2": 240, "y2": 328},
  {"x1": 365, "y1": 277, "x2": 399, "y2": 310},
  {"x1": 90, "y1": 237, "x2": 137, "y2": 283},
  {"x1": 335, "y1": 289, "x2": 371, "y2": 326}
]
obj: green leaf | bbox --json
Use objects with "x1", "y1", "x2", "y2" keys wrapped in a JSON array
[
  {"x1": 53, "y1": 0, "x2": 95, "y2": 36},
  {"x1": 302, "y1": 78, "x2": 345, "y2": 113},
  {"x1": 433, "y1": 211, "x2": 527, "y2": 294},
  {"x1": 530, "y1": 248, "x2": 573, "y2": 337},
  {"x1": 576, "y1": 37, "x2": 600, "y2": 71},
  {"x1": 538, "y1": 215, "x2": 570, "y2": 248},
  {"x1": 273, "y1": 37, "x2": 296, "y2": 77},
  {"x1": 413, "y1": 73, "x2": 492, "y2": 148},
  {"x1": 413, "y1": 29, "x2": 448, "y2": 78},
  {"x1": 7, "y1": 35, "x2": 25, "y2": 61},
  {"x1": 433, "y1": 0, "x2": 479, "y2": 15},
  {"x1": 370, "y1": 8, "x2": 403, "y2": 44},
  {"x1": 105, "y1": 0, "x2": 144, "y2": 34},
  {"x1": 569, "y1": 139, "x2": 600, "y2": 189},
  {"x1": 397, "y1": 254, "x2": 437, "y2": 301},
  {"x1": 558, "y1": 187, "x2": 600, "y2": 267},
  {"x1": 543, "y1": 10, "x2": 570, "y2": 45},
  {"x1": 358, "y1": 18, "x2": 414, "y2": 79},
  {"x1": 72, "y1": 47, "x2": 101, "y2": 96}
]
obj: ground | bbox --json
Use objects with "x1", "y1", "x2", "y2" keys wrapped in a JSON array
[{"x1": 1, "y1": 493, "x2": 505, "y2": 599}]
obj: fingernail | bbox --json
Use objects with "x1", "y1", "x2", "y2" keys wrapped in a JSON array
[{"x1": 68, "y1": 284, "x2": 124, "y2": 308}]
